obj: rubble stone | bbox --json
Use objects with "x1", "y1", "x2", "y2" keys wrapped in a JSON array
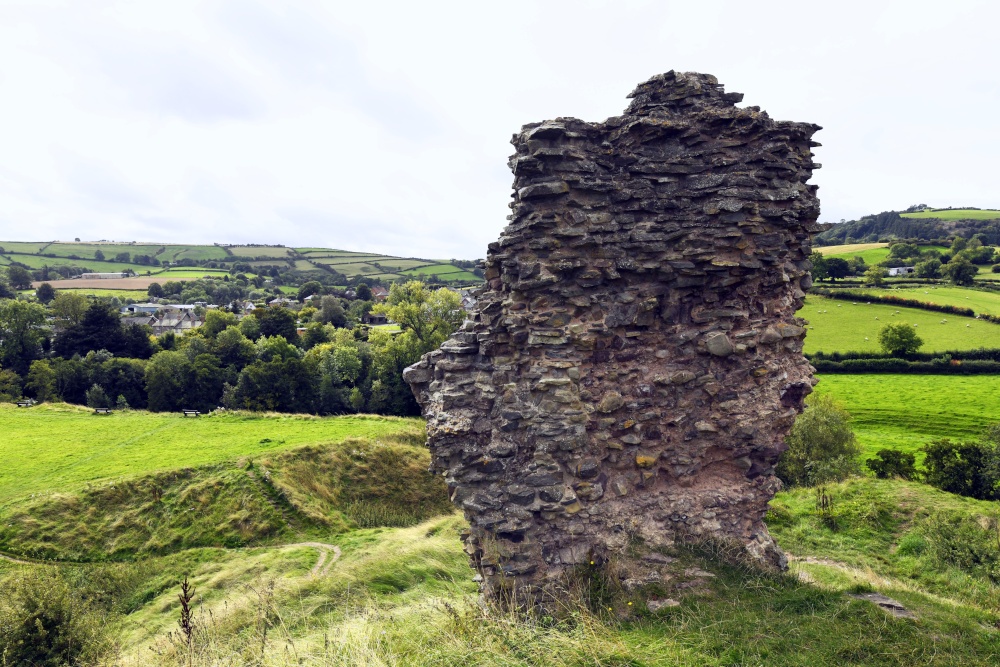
[{"x1": 404, "y1": 71, "x2": 820, "y2": 602}]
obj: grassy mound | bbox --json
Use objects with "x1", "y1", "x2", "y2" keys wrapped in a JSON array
[
  {"x1": 0, "y1": 403, "x2": 422, "y2": 505},
  {"x1": 0, "y1": 435, "x2": 450, "y2": 562}
]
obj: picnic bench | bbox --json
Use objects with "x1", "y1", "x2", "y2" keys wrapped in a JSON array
[
  {"x1": 182, "y1": 410, "x2": 201, "y2": 418},
  {"x1": 94, "y1": 407, "x2": 112, "y2": 415},
  {"x1": 16, "y1": 400, "x2": 34, "y2": 408}
]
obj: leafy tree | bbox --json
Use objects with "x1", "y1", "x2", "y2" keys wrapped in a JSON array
[
  {"x1": 0, "y1": 273, "x2": 14, "y2": 299},
  {"x1": 315, "y1": 295, "x2": 347, "y2": 327},
  {"x1": 25, "y1": 359, "x2": 57, "y2": 402},
  {"x1": 297, "y1": 280, "x2": 323, "y2": 302},
  {"x1": 254, "y1": 307, "x2": 298, "y2": 344},
  {"x1": 915, "y1": 258, "x2": 942, "y2": 278},
  {"x1": 877, "y1": 322, "x2": 923, "y2": 356},
  {"x1": 51, "y1": 292, "x2": 90, "y2": 326},
  {"x1": 888, "y1": 242, "x2": 920, "y2": 260},
  {"x1": 35, "y1": 282, "x2": 56, "y2": 304},
  {"x1": 943, "y1": 257, "x2": 977, "y2": 286},
  {"x1": 7, "y1": 265, "x2": 33, "y2": 290},
  {"x1": 865, "y1": 449, "x2": 917, "y2": 480},
  {"x1": 113, "y1": 252, "x2": 130, "y2": 263},
  {"x1": 0, "y1": 367, "x2": 21, "y2": 402},
  {"x1": 951, "y1": 236, "x2": 969, "y2": 253},
  {"x1": 809, "y1": 252, "x2": 828, "y2": 282},
  {"x1": 85, "y1": 383, "x2": 111, "y2": 409},
  {"x1": 776, "y1": 395, "x2": 861, "y2": 487},
  {"x1": 94, "y1": 249, "x2": 105, "y2": 261},
  {"x1": 825, "y1": 257, "x2": 850, "y2": 282},
  {"x1": 863, "y1": 264, "x2": 887, "y2": 287},
  {"x1": 0, "y1": 300, "x2": 47, "y2": 375},
  {"x1": 214, "y1": 326, "x2": 256, "y2": 370},
  {"x1": 54, "y1": 304, "x2": 127, "y2": 358},
  {"x1": 229, "y1": 358, "x2": 316, "y2": 413},
  {"x1": 147, "y1": 282, "x2": 165, "y2": 299},
  {"x1": 239, "y1": 314, "x2": 261, "y2": 340},
  {"x1": 373, "y1": 281, "x2": 463, "y2": 351},
  {"x1": 302, "y1": 321, "x2": 331, "y2": 350},
  {"x1": 144, "y1": 351, "x2": 192, "y2": 412},
  {"x1": 846, "y1": 256, "x2": 867, "y2": 276},
  {"x1": 355, "y1": 282, "x2": 373, "y2": 301},
  {"x1": 92, "y1": 357, "x2": 148, "y2": 409},
  {"x1": 922, "y1": 439, "x2": 999, "y2": 500},
  {"x1": 201, "y1": 310, "x2": 238, "y2": 338}
]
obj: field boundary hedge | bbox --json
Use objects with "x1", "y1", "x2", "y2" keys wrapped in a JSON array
[
  {"x1": 808, "y1": 348, "x2": 1000, "y2": 362},
  {"x1": 812, "y1": 358, "x2": 1000, "y2": 374}
]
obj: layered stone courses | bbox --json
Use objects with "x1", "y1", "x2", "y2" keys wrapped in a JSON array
[{"x1": 404, "y1": 71, "x2": 821, "y2": 599}]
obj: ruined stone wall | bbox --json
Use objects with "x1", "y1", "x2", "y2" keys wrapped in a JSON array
[{"x1": 404, "y1": 71, "x2": 821, "y2": 600}]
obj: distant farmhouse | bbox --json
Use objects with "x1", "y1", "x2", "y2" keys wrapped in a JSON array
[
  {"x1": 119, "y1": 303, "x2": 205, "y2": 336},
  {"x1": 78, "y1": 272, "x2": 128, "y2": 279},
  {"x1": 887, "y1": 266, "x2": 916, "y2": 277}
]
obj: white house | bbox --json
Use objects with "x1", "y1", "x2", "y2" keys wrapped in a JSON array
[{"x1": 887, "y1": 266, "x2": 916, "y2": 277}]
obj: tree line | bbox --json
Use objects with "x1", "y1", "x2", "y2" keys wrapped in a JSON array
[{"x1": 0, "y1": 275, "x2": 462, "y2": 417}]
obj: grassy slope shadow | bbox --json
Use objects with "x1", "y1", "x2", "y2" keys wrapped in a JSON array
[{"x1": 0, "y1": 434, "x2": 451, "y2": 562}]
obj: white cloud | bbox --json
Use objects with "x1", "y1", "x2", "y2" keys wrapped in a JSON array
[{"x1": 0, "y1": 0, "x2": 997, "y2": 258}]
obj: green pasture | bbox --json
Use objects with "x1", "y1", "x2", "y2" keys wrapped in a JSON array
[
  {"x1": 155, "y1": 268, "x2": 230, "y2": 278},
  {"x1": 801, "y1": 296, "x2": 1000, "y2": 353},
  {"x1": 3, "y1": 253, "x2": 140, "y2": 272},
  {"x1": 813, "y1": 374, "x2": 1000, "y2": 460},
  {"x1": 51, "y1": 288, "x2": 150, "y2": 300},
  {"x1": 0, "y1": 241, "x2": 50, "y2": 253},
  {"x1": 225, "y1": 245, "x2": 293, "y2": 258},
  {"x1": 0, "y1": 403, "x2": 421, "y2": 506},
  {"x1": 311, "y1": 255, "x2": 386, "y2": 265},
  {"x1": 159, "y1": 245, "x2": 228, "y2": 261},
  {"x1": 0, "y1": 256, "x2": 9, "y2": 265},
  {"x1": 900, "y1": 209, "x2": 1000, "y2": 220},
  {"x1": 292, "y1": 259, "x2": 316, "y2": 271},
  {"x1": 849, "y1": 285, "x2": 1000, "y2": 316},
  {"x1": 817, "y1": 244, "x2": 950, "y2": 266},
  {"x1": 42, "y1": 243, "x2": 165, "y2": 259}
]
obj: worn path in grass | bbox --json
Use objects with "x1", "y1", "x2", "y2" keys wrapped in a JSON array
[
  {"x1": 0, "y1": 403, "x2": 422, "y2": 506},
  {"x1": 801, "y1": 295, "x2": 1000, "y2": 353},
  {"x1": 813, "y1": 374, "x2": 1000, "y2": 458}
]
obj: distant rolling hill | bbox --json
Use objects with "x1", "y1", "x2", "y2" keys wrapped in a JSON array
[{"x1": 0, "y1": 240, "x2": 483, "y2": 289}]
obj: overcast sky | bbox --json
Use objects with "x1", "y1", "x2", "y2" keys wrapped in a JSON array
[{"x1": 0, "y1": 1, "x2": 996, "y2": 259}]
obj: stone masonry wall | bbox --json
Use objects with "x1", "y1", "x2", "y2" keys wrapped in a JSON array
[{"x1": 404, "y1": 71, "x2": 821, "y2": 601}]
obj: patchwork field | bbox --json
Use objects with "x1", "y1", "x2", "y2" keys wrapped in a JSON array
[
  {"x1": 801, "y1": 295, "x2": 1000, "y2": 353},
  {"x1": 815, "y1": 242, "x2": 887, "y2": 257},
  {"x1": 816, "y1": 243, "x2": 950, "y2": 266},
  {"x1": 3, "y1": 253, "x2": 140, "y2": 272},
  {"x1": 813, "y1": 374, "x2": 1000, "y2": 459},
  {"x1": 900, "y1": 208, "x2": 1000, "y2": 220},
  {"x1": 0, "y1": 403, "x2": 421, "y2": 506},
  {"x1": 849, "y1": 285, "x2": 1000, "y2": 316},
  {"x1": 225, "y1": 245, "x2": 294, "y2": 258},
  {"x1": 29, "y1": 276, "x2": 190, "y2": 290}
]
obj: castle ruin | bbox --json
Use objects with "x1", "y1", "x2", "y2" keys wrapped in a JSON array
[{"x1": 404, "y1": 71, "x2": 820, "y2": 600}]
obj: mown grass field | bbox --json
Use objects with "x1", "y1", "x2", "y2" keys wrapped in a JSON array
[
  {"x1": 816, "y1": 243, "x2": 950, "y2": 266},
  {"x1": 900, "y1": 208, "x2": 1000, "y2": 220},
  {"x1": 0, "y1": 403, "x2": 422, "y2": 506},
  {"x1": 801, "y1": 295, "x2": 1000, "y2": 353},
  {"x1": 49, "y1": 288, "x2": 151, "y2": 300},
  {"x1": 850, "y1": 285, "x2": 1000, "y2": 316},
  {"x1": 812, "y1": 374, "x2": 1000, "y2": 459},
  {"x1": 4, "y1": 253, "x2": 139, "y2": 272},
  {"x1": 815, "y1": 242, "x2": 887, "y2": 256}
]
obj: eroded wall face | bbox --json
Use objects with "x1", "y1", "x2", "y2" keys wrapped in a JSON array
[{"x1": 405, "y1": 71, "x2": 820, "y2": 599}]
